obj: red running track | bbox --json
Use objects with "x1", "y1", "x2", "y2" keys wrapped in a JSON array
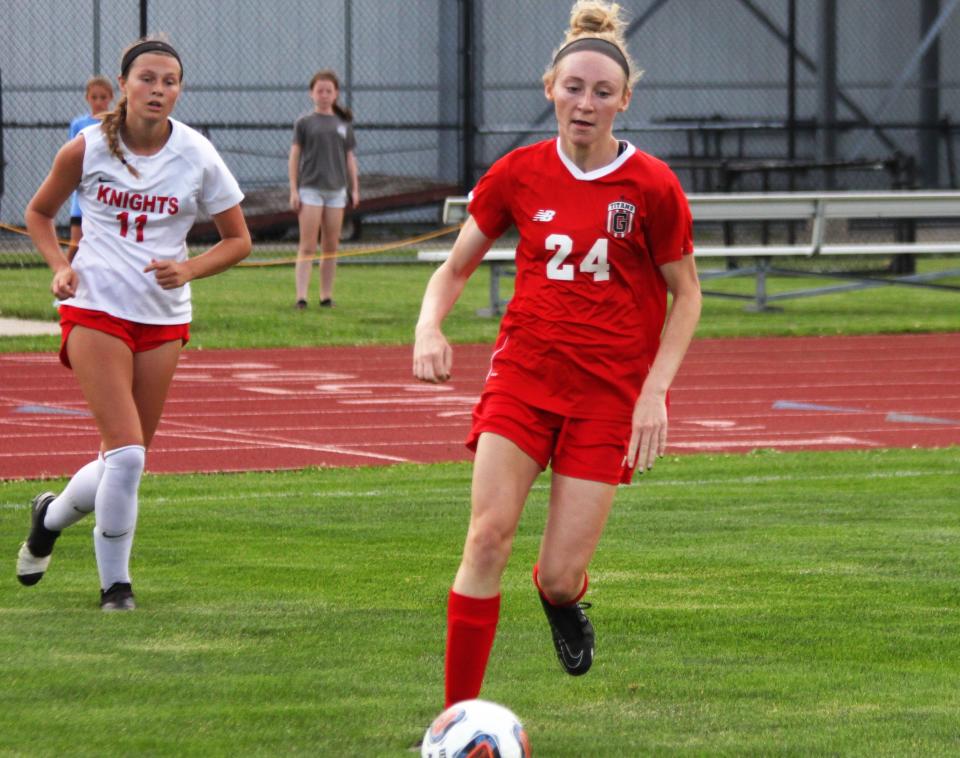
[{"x1": 1, "y1": 333, "x2": 958, "y2": 479}]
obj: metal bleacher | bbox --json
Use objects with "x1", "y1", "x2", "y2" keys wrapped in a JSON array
[{"x1": 419, "y1": 192, "x2": 960, "y2": 314}]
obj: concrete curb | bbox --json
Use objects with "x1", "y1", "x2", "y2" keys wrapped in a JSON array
[{"x1": 0, "y1": 318, "x2": 60, "y2": 336}]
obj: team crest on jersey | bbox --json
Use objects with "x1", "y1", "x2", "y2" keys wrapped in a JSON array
[{"x1": 606, "y1": 200, "x2": 636, "y2": 238}]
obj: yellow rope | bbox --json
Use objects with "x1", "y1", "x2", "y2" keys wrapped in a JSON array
[
  {"x1": 236, "y1": 224, "x2": 461, "y2": 267},
  {"x1": 0, "y1": 221, "x2": 72, "y2": 247},
  {"x1": 0, "y1": 220, "x2": 461, "y2": 266}
]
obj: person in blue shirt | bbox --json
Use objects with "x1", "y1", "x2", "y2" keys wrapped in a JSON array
[{"x1": 67, "y1": 75, "x2": 114, "y2": 259}]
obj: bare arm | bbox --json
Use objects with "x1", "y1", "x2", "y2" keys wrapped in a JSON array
[
  {"x1": 627, "y1": 254, "x2": 702, "y2": 471},
  {"x1": 346, "y1": 150, "x2": 360, "y2": 208},
  {"x1": 144, "y1": 205, "x2": 251, "y2": 289},
  {"x1": 288, "y1": 143, "x2": 301, "y2": 212},
  {"x1": 25, "y1": 136, "x2": 85, "y2": 299},
  {"x1": 413, "y1": 216, "x2": 494, "y2": 382}
]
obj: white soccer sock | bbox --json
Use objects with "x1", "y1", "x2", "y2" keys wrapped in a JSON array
[
  {"x1": 43, "y1": 454, "x2": 105, "y2": 531},
  {"x1": 93, "y1": 445, "x2": 145, "y2": 589}
]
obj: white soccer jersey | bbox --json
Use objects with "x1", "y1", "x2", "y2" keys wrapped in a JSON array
[{"x1": 63, "y1": 118, "x2": 244, "y2": 324}]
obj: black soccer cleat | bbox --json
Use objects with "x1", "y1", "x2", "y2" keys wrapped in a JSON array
[
  {"x1": 539, "y1": 595, "x2": 595, "y2": 676},
  {"x1": 100, "y1": 582, "x2": 136, "y2": 612},
  {"x1": 16, "y1": 492, "x2": 61, "y2": 586}
]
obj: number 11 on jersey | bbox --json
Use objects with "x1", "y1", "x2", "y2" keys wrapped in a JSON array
[{"x1": 117, "y1": 211, "x2": 147, "y2": 242}]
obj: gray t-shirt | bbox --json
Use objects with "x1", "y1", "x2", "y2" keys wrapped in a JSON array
[{"x1": 293, "y1": 112, "x2": 357, "y2": 191}]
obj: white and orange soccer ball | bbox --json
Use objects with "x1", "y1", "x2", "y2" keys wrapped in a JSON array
[{"x1": 421, "y1": 699, "x2": 531, "y2": 758}]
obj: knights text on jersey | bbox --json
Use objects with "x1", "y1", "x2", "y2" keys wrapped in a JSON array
[
  {"x1": 62, "y1": 118, "x2": 244, "y2": 325},
  {"x1": 468, "y1": 138, "x2": 694, "y2": 421}
]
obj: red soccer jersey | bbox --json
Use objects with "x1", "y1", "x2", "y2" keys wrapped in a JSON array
[{"x1": 468, "y1": 138, "x2": 694, "y2": 421}]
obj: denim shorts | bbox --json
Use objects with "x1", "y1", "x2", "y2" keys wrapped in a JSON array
[{"x1": 298, "y1": 186, "x2": 348, "y2": 209}]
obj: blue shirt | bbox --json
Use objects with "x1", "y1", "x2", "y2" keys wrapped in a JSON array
[{"x1": 68, "y1": 113, "x2": 100, "y2": 218}]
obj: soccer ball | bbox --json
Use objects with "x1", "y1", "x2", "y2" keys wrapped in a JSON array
[{"x1": 421, "y1": 699, "x2": 531, "y2": 758}]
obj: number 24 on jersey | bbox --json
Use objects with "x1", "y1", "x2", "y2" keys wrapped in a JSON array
[{"x1": 545, "y1": 234, "x2": 609, "y2": 281}]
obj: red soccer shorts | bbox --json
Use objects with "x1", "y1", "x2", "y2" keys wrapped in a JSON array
[
  {"x1": 58, "y1": 305, "x2": 190, "y2": 369},
  {"x1": 466, "y1": 391, "x2": 635, "y2": 485}
]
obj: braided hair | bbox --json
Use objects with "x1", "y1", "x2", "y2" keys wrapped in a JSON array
[{"x1": 100, "y1": 95, "x2": 136, "y2": 177}]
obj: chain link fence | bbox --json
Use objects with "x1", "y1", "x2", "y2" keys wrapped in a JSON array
[{"x1": 3, "y1": 0, "x2": 960, "y2": 265}]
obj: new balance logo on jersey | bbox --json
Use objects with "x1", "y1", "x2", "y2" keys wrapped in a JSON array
[{"x1": 532, "y1": 209, "x2": 556, "y2": 222}]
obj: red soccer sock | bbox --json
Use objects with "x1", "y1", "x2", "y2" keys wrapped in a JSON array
[
  {"x1": 444, "y1": 589, "x2": 501, "y2": 707},
  {"x1": 532, "y1": 562, "x2": 588, "y2": 606}
]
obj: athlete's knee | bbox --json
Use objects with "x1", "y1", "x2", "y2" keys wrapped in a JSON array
[
  {"x1": 94, "y1": 445, "x2": 145, "y2": 536},
  {"x1": 102, "y1": 444, "x2": 146, "y2": 487},
  {"x1": 535, "y1": 562, "x2": 588, "y2": 605},
  {"x1": 462, "y1": 521, "x2": 514, "y2": 575}
]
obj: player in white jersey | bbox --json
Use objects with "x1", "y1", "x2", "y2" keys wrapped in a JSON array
[{"x1": 18, "y1": 37, "x2": 251, "y2": 611}]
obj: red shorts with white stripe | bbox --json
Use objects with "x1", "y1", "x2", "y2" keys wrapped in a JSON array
[
  {"x1": 466, "y1": 391, "x2": 635, "y2": 485},
  {"x1": 58, "y1": 305, "x2": 190, "y2": 369}
]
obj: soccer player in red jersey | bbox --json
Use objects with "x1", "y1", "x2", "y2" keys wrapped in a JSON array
[{"x1": 414, "y1": 0, "x2": 702, "y2": 706}]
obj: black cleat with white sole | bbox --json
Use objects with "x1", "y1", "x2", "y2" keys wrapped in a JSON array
[
  {"x1": 16, "y1": 492, "x2": 60, "y2": 586},
  {"x1": 539, "y1": 595, "x2": 594, "y2": 676}
]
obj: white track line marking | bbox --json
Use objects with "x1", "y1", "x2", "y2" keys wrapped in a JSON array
[
  {"x1": 670, "y1": 435, "x2": 878, "y2": 449},
  {"x1": 157, "y1": 418, "x2": 410, "y2": 463}
]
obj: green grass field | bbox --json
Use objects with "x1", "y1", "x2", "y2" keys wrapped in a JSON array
[
  {"x1": 1, "y1": 253, "x2": 959, "y2": 755},
  {"x1": 2, "y1": 451, "x2": 959, "y2": 755}
]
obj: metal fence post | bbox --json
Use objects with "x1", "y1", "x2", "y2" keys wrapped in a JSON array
[
  {"x1": 0, "y1": 65, "x2": 4, "y2": 205},
  {"x1": 461, "y1": 0, "x2": 476, "y2": 189}
]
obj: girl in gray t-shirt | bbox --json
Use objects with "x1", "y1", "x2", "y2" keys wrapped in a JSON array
[{"x1": 288, "y1": 69, "x2": 359, "y2": 308}]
